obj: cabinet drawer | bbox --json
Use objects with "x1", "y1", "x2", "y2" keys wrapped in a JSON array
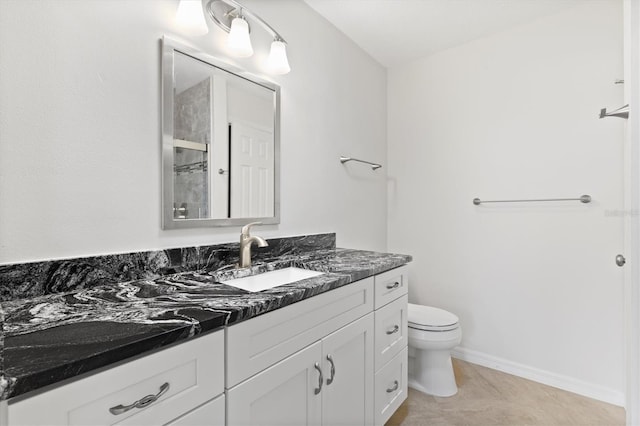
[
  {"x1": 227, "y1": 277, "x2": 373, "y2": 387},
  {"x1": 166, "y1": 394, "x2": 225, "y2": 426},
  {"x1": 374, "y1": 294, "x2": 408, "y2": 372},
  {"x1": 374, "y1": 347, "x2": 408, "y2": 426},
  {"x1": 374, "y1": 266, "x2": 408, "y2": 309},
  {"x1": 8, "y1": 330, "x2": 224, "y2": 426}
]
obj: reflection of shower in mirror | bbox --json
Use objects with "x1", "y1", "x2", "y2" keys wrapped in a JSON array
[
  {"x1": 173, "y1": 203, "x2": 188, "y2": 219},
  {"x1": 173, "y1": 146, "x2": 209, "y2": 219}
]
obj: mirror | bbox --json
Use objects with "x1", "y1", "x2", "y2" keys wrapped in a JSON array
[{"x1": 162, "y1": 37, "x2": 280, "y2": 229}]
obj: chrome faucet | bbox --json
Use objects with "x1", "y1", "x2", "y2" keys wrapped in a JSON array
[{"x1": 239, "y1": 222, "x2": 269, "y2": 268}]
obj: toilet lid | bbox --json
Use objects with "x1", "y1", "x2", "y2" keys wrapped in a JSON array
[{"x1": 408, "y1": 303, "x2": 459, "y2": 332}]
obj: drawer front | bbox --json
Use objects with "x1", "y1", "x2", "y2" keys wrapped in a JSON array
[
  {"x1": 227, "y1": 277, "x2": 374, "y2": 387},
  {"x1": 374, "y1": 266, "x2": 408, "y2": 309},
  {"x1": 8, "y1": 330, "x2": 224, "y2": 426},
  {"x1": 374, "y1": 294, "x2": 408, "y2": 372},
  {"x1": 166, "y1": 394, "x2": 225, "y2": 426},
  {"x1": 374, "y1": 347, "x2": 408, "y2": 426}
]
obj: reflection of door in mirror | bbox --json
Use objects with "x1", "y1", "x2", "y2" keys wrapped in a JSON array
[
  {"x1": 173, "y1": 62, "x2": 212, "y2": 219},
  {"x1": 227, "y1": 82, "x2": 275, "y2": 218},
  {"x1": 230, "y1": 122, "x2": 274, "y2": 217}
]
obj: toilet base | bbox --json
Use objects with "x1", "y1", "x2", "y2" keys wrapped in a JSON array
[{"x1": 408, "y1": 347, "x2": 458, "y2": 397}]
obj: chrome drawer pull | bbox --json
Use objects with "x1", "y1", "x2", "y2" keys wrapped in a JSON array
[
  {"x1": 386, "y1": 281, "x2": 400, "y2": 290},
  {"x1": 109, "y1": 382, "x2": 170, "y2": 415},
  {"x1": 386, "y1": 380, "x2": 399, "y2": 393},
  {"x1": 326, "y1": 354, "x2": 336, "y2": 385},
  {"x1": 314, "y1": 362, "x2": 323, "y2": 395},
  {"x1": 386, "y1": 325, "x2": 400, "y2": 335}
]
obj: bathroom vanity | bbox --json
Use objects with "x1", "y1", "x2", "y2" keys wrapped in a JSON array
[
  {"x1": 0, "y1": 38, "x2": 412, "y2": 426},
  {"x1": 0, "y1": 234, "x2": 410, "y2": 426}
]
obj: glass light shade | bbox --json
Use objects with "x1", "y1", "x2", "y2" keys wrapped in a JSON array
[
  {"x1": 175, "y1": 0, "x2": 209, "y2": 37},
  {"x1": 266, "y1": 40, "x2": 291, "y2": 75},
  {"x1": 227, "y1": 17, "x2": 253, "y2": 57}
]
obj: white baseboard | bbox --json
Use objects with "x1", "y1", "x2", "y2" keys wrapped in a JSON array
[{"x1": 451, "y1": 347, "x2": 624, "y2": 407}]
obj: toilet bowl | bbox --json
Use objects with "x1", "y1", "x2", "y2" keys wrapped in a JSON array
[{"x1": 408, "y1": 303, "x2": 462, "y2": 397}]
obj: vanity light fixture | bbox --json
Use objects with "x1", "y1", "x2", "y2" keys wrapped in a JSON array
[
  {"x1": 176, "y1": 0, "x2": 291, "y2": 74},
  {"x1": 227, "y1": 12, "x2": 253, "y2": 57},
  {"x1": 265, "y1": 37, "x2": 291, "y2": 75},
  {"x1": 175, "y1": 0, "x2": 209, "y2": 37}
]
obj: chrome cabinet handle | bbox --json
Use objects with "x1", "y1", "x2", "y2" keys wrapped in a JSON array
[
  {"x1": 386, "y1": 281, "x2": 400, "y2": 290},
  {"x1": 386, "y1": 380, "x2": 399, "y2": 393},
  {"x1": 386, "y1": 325, "x2": 400, "y2": 335},
  {"x1": 109, "y1": 382, "x2": 170, "y2": 415},
  {"x1": 326, "y1": 354, "x2": 336, "y2": 385},
  {"x1": 314, "y1": 362, "x2": 323, "y2": 395}
]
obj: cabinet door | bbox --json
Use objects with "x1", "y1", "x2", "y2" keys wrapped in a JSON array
[
  {"x1": 227, "y1": 341, "x2": 322, "y2": 426},
  {"x1": 322, "y1": 313, "x2": 374, "y2": 426}
]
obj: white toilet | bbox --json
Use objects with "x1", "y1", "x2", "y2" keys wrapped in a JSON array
[{"x1": 407, "y1": 303, "x2": 462, "y2": 397}]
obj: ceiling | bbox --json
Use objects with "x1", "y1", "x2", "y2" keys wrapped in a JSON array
[{"x1": 303, "y1": 0, "x2": 588, "y2": 67}]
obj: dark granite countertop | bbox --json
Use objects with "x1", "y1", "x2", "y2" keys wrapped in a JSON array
[{"x1": 0, "y1": 243, "x2": 411, "y2": 400}]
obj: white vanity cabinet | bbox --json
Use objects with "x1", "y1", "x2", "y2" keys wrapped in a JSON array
[
  {"x1": 226, "y1": 265, "x2": 410, "y2": 426},
  {"x1": 373, "y1": 265, "x2": 409, "y2": 426},
  {"x1": 226, "y1": 278, "x2": 375, "y2": 426},
  {"x1": 5, "y1": 329, "x2": 225, "y2": 426}
]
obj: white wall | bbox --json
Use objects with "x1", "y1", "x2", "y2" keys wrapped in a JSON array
[
  {"x1": 0, "y1": 0, "x2": 388, "y2": 263},
  {"x1": 388, "y1": 1, "x2": 625, "y2": 404}
]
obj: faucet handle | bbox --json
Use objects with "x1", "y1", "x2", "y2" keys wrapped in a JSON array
[{"x1": 241, "y1": 222, "x2": 263, "y2": 236}]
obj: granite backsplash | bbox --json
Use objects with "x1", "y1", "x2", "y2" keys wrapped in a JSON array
[{"x1": 0, "y1": 233, "x2": 336, "y2": 302}]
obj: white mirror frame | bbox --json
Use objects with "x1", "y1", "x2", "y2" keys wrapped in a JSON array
[{"x1": 161, "y1": 36, "x2": 281, "y2": 229}]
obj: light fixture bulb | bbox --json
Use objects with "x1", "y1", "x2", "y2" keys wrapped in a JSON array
[
  {"x1": 175, "y1": 0, "x2": 209, "y2": 37},
  {"x1": 266, "y1": 40, "x2": 291, "y2": 75},
  {"x1": 227, "y1": 16, "x2": 253, "y2": 58}
]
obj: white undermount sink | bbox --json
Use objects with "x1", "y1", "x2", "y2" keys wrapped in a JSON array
[{"x1": 221, "y1": 267, "x2": 324, "y2": 292}]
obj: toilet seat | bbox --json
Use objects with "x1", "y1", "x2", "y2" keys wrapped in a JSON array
[{"x1": 408, "y1": 304, "x2": 459, "y2": 332}]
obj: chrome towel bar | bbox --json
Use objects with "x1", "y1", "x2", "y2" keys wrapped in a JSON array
[
  {"x1": 340, "y1": 156, "x2": 382, "y2": 170},
  {"x1": 473, "y1": 195, "x2": 591, "y2": 205}
]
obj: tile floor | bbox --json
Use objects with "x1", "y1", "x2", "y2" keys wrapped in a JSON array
[{"x1": 386, "y1": 359, "x2": 625, "y2": 426}]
